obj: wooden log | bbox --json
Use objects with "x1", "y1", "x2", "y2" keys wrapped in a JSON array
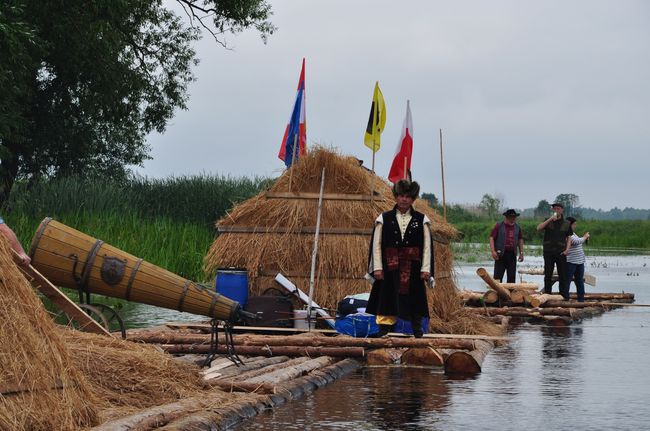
[
  {"x1": 401, "y1": 348, "x2": 444, "y2": 366},
  {"x1": 500, "y1": 282, "x2": 539, "y2": 290},
  {"x1": 570, "y1": 293, "x2": 635, "y2": 301},
  {"x1": 129, "y1": 331, "x2": 477, "y2": 350},
  {"x1": 483, "y1": 290, "x2": 499, "y2": 304},
  {"x1": 444, "y1": 340, "x2": 493, "y2": 375},
  {"x1": 245, "y1": 356, "x2": 332, "y2": 384},
  {"x1": 160, "y1": 344, "x2": 365, "y2": 358},
  {"x1": 543, "y1": 315, "x2": 572, "y2": 326},
  {"x1": 510, "y1": 288, "x2": 528, "y2": 305},
  {"x1": 543, "y1": 300, "x2": 621, "y2": 309},
  {"x1": 229, "y1": 357, "x2": 310, "y2": 383},
  {"x1": 366, "y1": 348, "x2": 404, "y2": 365},
  {"x1": 476, "y1": 268, "x2": 511, "y2": 301},
  {"x1": 467, "y1": 306, "x2": 577, "y2": 317},
  {"x1": 460, "y1": 290, "x2": 484, "y2": 305},
  {"x1": 526, "y1": 293, "x2": 565, "y2": 308},
  {"x1": 212, "y1": 356, "x2": 290, "y2": 380}
]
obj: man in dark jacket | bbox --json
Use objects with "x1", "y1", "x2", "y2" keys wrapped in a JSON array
[
  {"x1": 365, "y1": 179, "x2": 434, "y2": 338},
  {"x1": 489, "y1": 209, "x2": 524, "y2": 283},
  {"x1": 536, "y1": 202, "x2": 573, "y2": 300}
]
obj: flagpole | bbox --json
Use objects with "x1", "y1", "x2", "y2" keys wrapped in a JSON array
[
  {"x1": 371, "y1": 140, "x2": 376, "y2": 173},
  {"x1": 307, "y1": 167, "x2": 326, "y2": 330},
  {"x1": 288, "y1": 135, "x2": 298, "y2": 192},
  {"x1": 439, "y1": 128, "x2": 447, "y2": 221},
  {"x1": 403, "y1": 156, "x2": 407, "y2": 180}
]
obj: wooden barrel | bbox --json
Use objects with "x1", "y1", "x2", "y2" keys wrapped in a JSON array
[{"x1": 29, "y1": 218, "x2": 240, "y2": 321}]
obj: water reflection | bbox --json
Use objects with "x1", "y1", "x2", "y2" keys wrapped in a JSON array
[{"x1": 540, "y1": 326, "x2": 584, "y2": 402}]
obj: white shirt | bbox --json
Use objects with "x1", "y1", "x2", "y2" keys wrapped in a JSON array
[{"x1": 371, "y1": 209, "x2": 432, "y2": 273}]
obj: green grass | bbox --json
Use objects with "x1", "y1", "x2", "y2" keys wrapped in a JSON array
[
  {"x1": 4, "y1": 175, "x2": 271, "y2": 281},
  {"x1": 454, "y1": 220, "x2": 650, "y2": 251}
]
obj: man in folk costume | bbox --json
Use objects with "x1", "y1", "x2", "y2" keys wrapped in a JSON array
[{"x1": 366, "y1": 179, "x2": 434, "y2": 338}]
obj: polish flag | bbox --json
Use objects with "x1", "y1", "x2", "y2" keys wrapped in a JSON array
[{"x1": 388, "y1": 100, "x2": 413, "y2": 183}]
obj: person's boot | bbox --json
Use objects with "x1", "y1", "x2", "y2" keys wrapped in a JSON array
[
  {"x1": 411, "y1": 317, "x2": 424, "y2": 338},
  {"x1": 378, "y1": 324, "x2": 392, "y2": 338}
]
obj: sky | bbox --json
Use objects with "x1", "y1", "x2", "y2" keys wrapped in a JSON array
[{"x1": 141, "y1": 0, "x2": 650, "y2": 211}]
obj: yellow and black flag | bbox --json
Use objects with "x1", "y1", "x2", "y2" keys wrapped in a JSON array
[{"x1": 364, "y1": 81, "x2": 386, "y2": 153}]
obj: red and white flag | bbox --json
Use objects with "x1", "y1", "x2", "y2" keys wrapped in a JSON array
[{"x1": 388, "y1": 100, "x2": 413, "y2": 183}]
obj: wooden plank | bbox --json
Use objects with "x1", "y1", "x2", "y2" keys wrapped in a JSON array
[
  {"x1": 15, "y1": 257, "x2": 112, "y2": 336},
  {"x1": 217, "y1": 226, "x2": 373, "y2": 236},
  {"x1": 265, "y1": 191, "x2": 384, "y2": 201}
]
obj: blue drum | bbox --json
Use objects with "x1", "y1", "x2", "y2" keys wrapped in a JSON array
[{"x1": 215, "y1": 268, "x2": 249, "y2": 307}]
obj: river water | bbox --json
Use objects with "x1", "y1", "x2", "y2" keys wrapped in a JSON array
[{"x1": 236, "y1": 255, "x2": 650, "y2": 431}]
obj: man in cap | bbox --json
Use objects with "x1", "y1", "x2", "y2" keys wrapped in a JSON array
[
  {"x1": 366, "y1": 179, "x2": 434, "y2": 338},
  {"x1": 536, "y1": 202, "x2": 573, "y2": 300},
  {"x1": 489, "y1": 209, "x2": 524, "y2": 283}
]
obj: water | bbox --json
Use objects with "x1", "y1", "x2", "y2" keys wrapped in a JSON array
[{"x1": 238, "y1": 255, "x2": 650, "y2": 431}]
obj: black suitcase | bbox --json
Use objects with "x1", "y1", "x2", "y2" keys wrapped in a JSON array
[{"x1": 243, "y1": 294, "x2": 294, "y2": 328}]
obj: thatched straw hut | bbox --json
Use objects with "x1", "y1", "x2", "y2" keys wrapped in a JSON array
[
  {"x1": 205, "y1": 148, "x2": 502, "y2": 336},
  {"x1": 204, "y1": 148, "x2": 453, "y2": 305}
]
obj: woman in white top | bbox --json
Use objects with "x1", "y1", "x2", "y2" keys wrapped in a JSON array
[{"x1": 562, "y1": 217, "x2": 590, "y2": 302}]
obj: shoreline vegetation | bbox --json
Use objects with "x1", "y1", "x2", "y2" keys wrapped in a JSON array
[{"x1": 3, "y1": 175, "x2": 649, "y2": 281}]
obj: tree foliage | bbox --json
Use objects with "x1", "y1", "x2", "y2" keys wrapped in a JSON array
[
  {"x1": 534, "y1": 199, "x2": 550, "y2": 218},
  {"x1": 0, "y1": 0, "x2": 274, "y2": 204},
  {"x1": 553, "y1": 193, "x2": 581, "y2": 217},
  {"x1": 479, "y1": 193, "x2": 503, "y2": 219}
]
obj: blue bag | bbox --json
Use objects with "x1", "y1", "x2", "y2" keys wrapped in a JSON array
[{"x1": 335, "y1": 312, "x2": 379, "y2": 338}]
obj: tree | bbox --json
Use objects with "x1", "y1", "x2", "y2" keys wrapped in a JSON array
[
  {"x1": 479, "y1": 193, "x2": 502, "y2": 219},
  {"x1": 0, "y1": 0, "x2": 274, "y2": 204},
  {"x1": 553, "y1": 193, "x2": 581, "y2": 217},
  {"x1": 534, "y1": 199, "x2": 550, "y2": 218},
  {"x1": 421, "y1": 192, "x2": 438, "y2": 207}
]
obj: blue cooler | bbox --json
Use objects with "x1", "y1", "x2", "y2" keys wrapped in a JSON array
[
  {"x1": 394, "y1": 317, "x2": 429, "y2": 335},
  {"x1": 215, "y1": 268, "x2": 248, "y2": 307}
]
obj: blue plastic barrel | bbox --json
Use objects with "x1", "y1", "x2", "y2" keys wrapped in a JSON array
[{"x1": 215, "y1": 268, "x2": 248, "y2": 307}]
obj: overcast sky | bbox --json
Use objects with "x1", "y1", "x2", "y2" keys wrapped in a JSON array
[{"x1": 141, "y1": 0, "x2": 650, "y2": 211}]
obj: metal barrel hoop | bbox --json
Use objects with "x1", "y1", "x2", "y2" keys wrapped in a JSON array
[
  {"x1": 125, "y1": 258, "x2": 144, "y2": 301},
  {"x1": 177, "y1": 280, "x2": 192, "y2": 312},
  {"x1": 78, "y1": 239, "x2": 104, "y2": 303}
]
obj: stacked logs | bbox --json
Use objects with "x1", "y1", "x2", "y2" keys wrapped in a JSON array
[
  {"x1": 127, "y1": 329, "x2": 504, "y2": 377},
  {"x1": 461, "y1": 268, "x2": 634, "y2": 326}
]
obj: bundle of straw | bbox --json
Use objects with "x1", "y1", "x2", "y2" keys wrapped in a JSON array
[
  {"x1": 61, "y1": 329, "x2": 202, "y2": 412},
  {"x1": 0, "y1": 237, "x2": 98, "y2": 430}
]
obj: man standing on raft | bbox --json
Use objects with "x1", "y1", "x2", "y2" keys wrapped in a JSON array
[{"x1": 366, "y1": 179, "x2": 434, "y2": 338}]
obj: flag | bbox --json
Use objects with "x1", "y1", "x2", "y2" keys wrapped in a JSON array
[
  {"x1": 388, "y1": 100, "x2": 413, "y2": 183},
  {"x1": 363, "y1": 81, "x2": 386, "y2": 152},
  {"x1": 278, "y1": 58, "x2": 307, "y2": 167}
]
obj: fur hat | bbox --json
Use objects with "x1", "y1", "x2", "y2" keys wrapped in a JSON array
[{"x1": 392, "y1": 180, "x2": 420, "y2": 199}]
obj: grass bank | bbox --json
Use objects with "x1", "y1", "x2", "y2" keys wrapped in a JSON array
[{"x1": 4, "y1": 175, "x2": 270, "y2": 281}]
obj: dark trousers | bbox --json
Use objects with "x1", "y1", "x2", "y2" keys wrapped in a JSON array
[
  {"x1": 544, "y1": 253, "x2": 569, "y2": 299},
  {"x1": 494, "y1": 250, "x2": 517, "y2": 283},
  {"x1": 566, "y1": 262, "x2": 585, "y2": 302}
]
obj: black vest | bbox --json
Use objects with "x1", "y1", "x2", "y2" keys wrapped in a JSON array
[{"x1": 381, "y1": 209, "x2": 425, "y2": 258}]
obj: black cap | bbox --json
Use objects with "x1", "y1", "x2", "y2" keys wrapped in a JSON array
[
  {"x1": 502, "y1": 209, "x2": 520, "y2": 217},
  {"x1": 551, "y1": 202, "x2": 564, "y2": 208},
  {"x1": 566, "y1": 216, "x2": 577, "y2": 223}
]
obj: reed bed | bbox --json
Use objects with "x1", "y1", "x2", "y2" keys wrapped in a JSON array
[{"x1": 0, "y1": 237, "x2": 98, "y2": 430}]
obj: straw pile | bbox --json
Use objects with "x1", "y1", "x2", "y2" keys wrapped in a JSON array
[
  {"x1": 0, "y1": 237, "x2": 98, "y2": 430},
  {"x1": 205, "y1": 148, "x2": 501, "y2": 335},
  {"x1": 61, "y1": 329, "x2": 202, "y2": 415}
]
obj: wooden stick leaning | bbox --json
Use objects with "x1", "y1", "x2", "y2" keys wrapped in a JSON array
[
  {"x1": 13, "y1": 250, "x2": 111, "y2": 336},
  {"x1": 307, "y1": 168, "x2": 325, "y2": 326},
  {"x1": 439, "y1": 128, "x2": 447, "y2": 220},
  {"x1": 476, "y1": 267, "x2": 512, "y2": 301}
]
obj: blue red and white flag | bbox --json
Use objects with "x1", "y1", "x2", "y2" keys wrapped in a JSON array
[
  {"x1": 388, "y1": 100, "x2": 413, "y2": 183},
  {"x1": 278, "y1": 58, "x2": 307, "y2": 167}
]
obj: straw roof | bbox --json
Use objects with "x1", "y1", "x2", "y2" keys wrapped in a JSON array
[{"x1": 204, "y1": 147, "x2": 459, "y2": 311}]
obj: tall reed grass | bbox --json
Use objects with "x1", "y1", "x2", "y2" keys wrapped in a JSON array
[{"x1": 3, "y1": 175, "x2": 270, "y2": 281}]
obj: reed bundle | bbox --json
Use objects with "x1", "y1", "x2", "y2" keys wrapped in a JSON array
[
  {"x1": 0, "y1": 237, "x2": 98, "y2": 430},
  {"x1": 61, "y1": 329, "x2": 202, "y2": 413},
  {"x1": 205, "y1": 147, "x2": 500, "y2": 336}
]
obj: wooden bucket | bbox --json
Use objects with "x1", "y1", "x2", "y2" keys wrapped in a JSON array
[{"x1": 29, "y1": 218, "x2": 240, "y2": 321}]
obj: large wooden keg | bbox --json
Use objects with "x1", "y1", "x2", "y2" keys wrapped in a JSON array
[{"x1": 29, "y1": 218, "x2": 240, "y2": 321}]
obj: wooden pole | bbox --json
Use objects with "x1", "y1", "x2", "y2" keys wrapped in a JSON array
[
  {"x1": 439, "y1": 128, "x2": 447, "y2": 220},
  {"x1": 371, "y1": 138, "x2": 376, "y2": 173},
  {"x1": 476, "y1": 267, "x2": 511, "y2": 301},
  {"x1": 403, "y1": 156, "x2": 407, "y2": 180},
  {"x1": 288, "y1": 134, "x2": 298, "y2": 192},
  {"x1": 307, "y1": 168, "x2": 326, "y2": 326}
]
